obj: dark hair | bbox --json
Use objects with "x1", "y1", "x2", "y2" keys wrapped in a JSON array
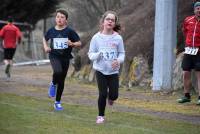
[
  {"x1": 194, "y1": 1, "x2": 200, "y2": 9},
  {"x1": 56, "y1": 8, "x2": 68, "y2": 19},
  {"x1": 7, "y1": 16, "x2": 13, "y2": 23},
  {"x1": 99, "y1": 10, "x2": 121, "y2": 32},
  {"x1": 113, "y1": 24, "x2": 121, "y2": 33}
]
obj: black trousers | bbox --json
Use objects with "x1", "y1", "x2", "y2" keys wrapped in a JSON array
[
  {"x1": 50, "y1": 57, "x2": 70, "y2": 102},
  {"x1": 96, "y1": 71, "x2": 119, "y2": 116}
]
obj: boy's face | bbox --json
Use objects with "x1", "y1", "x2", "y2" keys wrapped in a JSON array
[{"x1": 55, "y1": 12, "x2": 67, "y2": 26}]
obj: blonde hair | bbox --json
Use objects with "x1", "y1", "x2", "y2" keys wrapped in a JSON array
[{"x1": 99, "y1": 10, "x2": 121, "y2": 32}]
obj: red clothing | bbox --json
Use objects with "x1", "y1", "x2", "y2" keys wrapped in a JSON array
[
  {"x1": 0, "y1": 23, "x2": 21, "y2": 48},
  {"x1": 183, "y1": 15, "x2": 200, "y2": 47}
]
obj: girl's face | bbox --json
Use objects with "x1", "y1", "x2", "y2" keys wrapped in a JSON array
[
  {"x1": 103, "y1": 13, "x2": 116, "y2": 31},
  {"x1": 55, "y1": 12, "x2": 67, "y2": 27}
]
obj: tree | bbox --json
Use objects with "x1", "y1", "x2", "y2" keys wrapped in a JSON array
[
  {"x1": 0, "y1": 0, "x2": 62, "y2": 27},
  {"x1": 65, "y1": 0, "x2": 121, "y2": 31}
]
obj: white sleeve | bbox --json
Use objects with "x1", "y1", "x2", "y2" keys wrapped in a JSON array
[
  {"x1": 88, "y1": 36, "x2": 101, "y2": 61},
  {"x1": 117, "y1": 37, "x2": 125, "y2": 63}
]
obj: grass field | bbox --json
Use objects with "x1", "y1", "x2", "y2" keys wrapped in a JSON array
[{"x1": 0, "y1": 92, "x2": 200, "y2": 134}]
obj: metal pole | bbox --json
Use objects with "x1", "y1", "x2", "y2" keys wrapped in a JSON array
[{"x1": 153, "y1": 0, "x2": 177, "y2": 91}]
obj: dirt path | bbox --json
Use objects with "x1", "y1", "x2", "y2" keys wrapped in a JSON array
[{"x1": 0, "y1": 65, "x2": 200, "y2": 125}]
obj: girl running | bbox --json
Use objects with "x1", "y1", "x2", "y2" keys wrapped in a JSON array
[
  {"x1": 88, "y1": 11, "x2": 125, "y2": 124},
  {"x1": 43, "y1": 8, "x2": 81, "y2": 110}
]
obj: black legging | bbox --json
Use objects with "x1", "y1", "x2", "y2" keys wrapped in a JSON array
[
  {"x1": 96, "y1": 71, "x2": 119, "y2": 116},
  {"x1": 50, "y1": 57, "x2": 70, "y2": 102}
]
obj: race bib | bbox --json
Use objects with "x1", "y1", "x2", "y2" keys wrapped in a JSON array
[
  {"x1": 100, "y1": 47, "x2": 117, "y2": 61},
  {"x1": 184, "y1": 47, "x2": 199, "y2": 55},
  {"x1": 53, "y1": 38, "x2": 68, "y2": 49}
]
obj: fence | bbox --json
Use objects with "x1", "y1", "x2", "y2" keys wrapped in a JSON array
[{"x1": 0, "y1": 20, "x2": 49, "y2": 65}]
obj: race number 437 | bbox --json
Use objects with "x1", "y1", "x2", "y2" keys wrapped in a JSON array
[
  {"x1": 53, "y1": 38, "x2": 68, "y2": 49},
  {"x1": 184, "y1": 47, "x2": 199, "y2": 55}
]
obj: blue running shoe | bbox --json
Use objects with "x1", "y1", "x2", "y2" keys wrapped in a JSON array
[
  {"x1": 54, "y1": 101, "x2": 63, "y2": 111},
  {"x1": 48, "y1": 82, "x2": 56, "y2": 97}
]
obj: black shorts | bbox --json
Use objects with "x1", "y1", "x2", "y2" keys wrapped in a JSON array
[
  {"x1": 181, "y1": 53, "x2": 200, "y2": 71},
  {"x1": 4, "y1": 48, "x2": 16, "y2": 60}
]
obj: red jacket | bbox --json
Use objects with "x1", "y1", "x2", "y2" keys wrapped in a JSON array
[
  {"x1": 0, "y1": 23, "x2": 21, "y2": 48},
  {"x1": 183, "y1": 15, "x2": 200, "y2": 47}
]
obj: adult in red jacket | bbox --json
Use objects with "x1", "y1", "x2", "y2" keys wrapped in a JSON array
[
  {"x1": 0, "y1": 16, "x2": 21, "y2": 78},
  {"x1": 178, "y1": 2, "x2": 200, "y2": 105}
]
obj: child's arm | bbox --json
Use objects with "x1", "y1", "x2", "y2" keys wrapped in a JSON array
[
  {"x1": 88, "y1": 51, "x2": 102, "y2": 61},
  {"x1": 68, "y1": 40, "x2": 81, "y2": 48},
  {"x1": 43, "y1": 37, "x2": 51, "y2": 53},
  {"x1": 88, "y1": 37, "x2": 102, "y2": 61},
  {"x1": 116, "y1": 38, "x2": 125, "y2": 63},
  {"x1": 112, "y1": 37, "x2": 125, "y2": 70}
]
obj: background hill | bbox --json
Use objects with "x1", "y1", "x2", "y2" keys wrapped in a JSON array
[{"x1": 58, "y1": 0, "x2": 194, "y2": 88}]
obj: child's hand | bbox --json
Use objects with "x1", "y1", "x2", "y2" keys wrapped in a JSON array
[
  {"x1": 111, "y1": 59, "x2": 119, "y2": 70},
  {"x1": 67, "y1": 40, "x2": 74, "y2": 47},
  {"x1": 44, "y1": 46, "x2": 51, "y2": 53}
]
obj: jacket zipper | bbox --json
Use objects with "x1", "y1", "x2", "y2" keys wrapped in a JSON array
[{"x1": 192, "y1": 21, "x2": 198, "y2": 48}]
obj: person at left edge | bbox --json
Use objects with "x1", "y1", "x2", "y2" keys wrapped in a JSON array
[
  {"x1": 43, "y1": 8, "x2": 81, "y2": 111},
  {"x1": 0, "y1": 16, "x2": 22, "y2": 78}
]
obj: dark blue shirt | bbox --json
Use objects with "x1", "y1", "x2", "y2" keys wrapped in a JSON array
[{"x1": 44, "y1": 26, "x2": 80, "y2": 59}]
